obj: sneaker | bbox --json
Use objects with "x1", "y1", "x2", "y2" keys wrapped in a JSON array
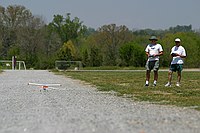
[
  {"x1": 176, "y1": 83, "x2": 180, "y2": 87},
  {"x1": 145, "y1": 84, "x2": 149, "y2": 87},
  {"x1": 153, "y1": 83, "x2": 156, "y2": 86},
  {"x1": 165, "y1": 82, "x2": 171, "y2": 87}
]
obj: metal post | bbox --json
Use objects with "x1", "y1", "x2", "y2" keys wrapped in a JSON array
[
  {"x1": 12, "y1": 56, "x2": 14, "y2": 70},
  {"x1": 19, "y1": 61, "x2": 21, "y2": 70}
]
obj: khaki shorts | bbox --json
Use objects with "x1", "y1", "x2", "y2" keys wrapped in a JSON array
[{"x1": 145, "y1": 60, "x2": 159, "y2": 71}]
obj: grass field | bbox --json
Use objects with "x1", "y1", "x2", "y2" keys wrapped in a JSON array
[{"x1": 56, "y1": 70, "x2": 200, "y2": 110}]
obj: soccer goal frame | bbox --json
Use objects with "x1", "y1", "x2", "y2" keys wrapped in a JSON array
[
  {"x1": 0, "y1": 60, "x2": 27, "y2": 70},
  {"x1": 55, "y1": 61, "x2": 82, "y2": 70}
]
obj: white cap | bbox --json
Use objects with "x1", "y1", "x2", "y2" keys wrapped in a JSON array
[{"x1": 175, "y1": 38, "x2": 181, "y2": 42}]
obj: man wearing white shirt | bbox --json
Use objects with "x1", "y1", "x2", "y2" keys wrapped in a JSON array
[
  {"x1": 165, "y1": 38, "x2": 187, "y2": 87},
  {"x1": 145, "y1": 36, "x2": 163, "y2": 86}
]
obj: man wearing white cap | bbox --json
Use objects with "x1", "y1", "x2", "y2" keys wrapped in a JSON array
[{"x1": 165, "y1": 38, "x2": 187, "y2": 87}]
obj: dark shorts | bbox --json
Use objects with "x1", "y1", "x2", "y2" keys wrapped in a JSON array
[
  {"x1": 170, "y1": 64, "x2": 183, "y2": 72},
  {"x1": 145, "y1": 60, "x2": 159, "y2": 71}
]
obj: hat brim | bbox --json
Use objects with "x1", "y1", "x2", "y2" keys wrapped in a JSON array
[{"x1": 149, "y1": 39, "x2": 158, "y2": 41}]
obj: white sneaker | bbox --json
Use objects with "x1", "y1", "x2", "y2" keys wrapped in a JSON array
[
  {"x1": 176, "y1": 83, "x2": 180, "y2": 87},
  {"x1": 165, "y1": 82, "x2": 171, "y2": 87}
]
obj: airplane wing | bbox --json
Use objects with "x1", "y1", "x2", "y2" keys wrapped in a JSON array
[{"x1": 28, "y1": 82, "x2": 61, "y2": 87}]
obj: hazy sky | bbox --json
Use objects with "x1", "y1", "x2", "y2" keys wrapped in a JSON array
[{"x1": 1, "y1": 0, "x2": 200, "y2": 30}]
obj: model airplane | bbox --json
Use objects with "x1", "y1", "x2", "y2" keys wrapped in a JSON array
[{"x1": 28, "y1": 82, "x2": 61, "y2": 90}]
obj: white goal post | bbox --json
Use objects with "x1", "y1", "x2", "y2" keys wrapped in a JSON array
[
  {"x1": 0, "y1": 60, "x2": 26, "y2": 70},
  {"x1": 55, "y1": 61, "x2": 82, "y2": 70}
]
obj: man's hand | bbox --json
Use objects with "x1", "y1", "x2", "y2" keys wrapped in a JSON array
[
  {"x1": 148, "y1": 54, "x2": 155, "y2": 57},
  {"x1": 149, "y1": 54, "x2": 159, "y2": 57},
  {"x1": 171, "y1": 53, "x2": 179, "y2": 57}
]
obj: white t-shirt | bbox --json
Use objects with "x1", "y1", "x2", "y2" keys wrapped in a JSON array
[
  {"x1": 145, "y1": 43, "x2": 163, "y2": 61},
  {"x1": 170, "y1": 45, "x2": 186, "y2": 64}
]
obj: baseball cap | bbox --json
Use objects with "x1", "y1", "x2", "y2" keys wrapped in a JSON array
[{"x1": 175, "y1": 38, "x2": 181, "y2": 42}]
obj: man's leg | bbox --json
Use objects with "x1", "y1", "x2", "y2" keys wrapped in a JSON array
[
  {"x1": 153, "y1": 70, "x2": 158, "y2": 86},
  {"x1": 168, "y1": 70, "x2": 173, "y2": 83},
  {"x1": 176, "y1": 71, "x2": 181, "y2": 86},
  {"x1": 145, "y1": 70, "x2": 150, "y2": 86},
  {"x1": 154, "y1": 70, "x2": 158, "y2": 81},
  {"x1": 177, "y1": 71, "x2": 181, "y2": 83},
  {"x1": 165, "y1": 64, "x2": 176, "y2": 87},
  {"x1": 145, "y1": 61, "x2": 151, "y2": 86},
  {"x1": 165, "y1": 70, "x2": 173, "y2": 87},
  {"x1": 152, "y1": 60, "x2": 159, "y2": 86},
  {"x1": 176, "y1": 64, "x2": 183, "y2": 86}
]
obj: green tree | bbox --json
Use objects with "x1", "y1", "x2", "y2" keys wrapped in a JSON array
[
  {"x1": 119, "y1": 42, "x2": 145, "y2": 67},
  {"x1": 0, "y1": 5, "x2": 45, "y2": 69},
  {"x1": 89, "y1": 45, "x2": 102, "y2": 67},
  {"x1": 96, "y1": 24, "x2": 133, "y2": 66},
  {"x1": 82, "y1": 49, "x2": 90, "y2": 67},
  {"x1": 49, "y1": 13, "x2": 86, "y2": 44},
  {"x1": 58, "y1": 40, "x2": 77, "y2": 61}
]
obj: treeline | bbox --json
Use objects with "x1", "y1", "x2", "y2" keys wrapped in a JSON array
[{"x1": 0, "y1": 5, "x2": 200, "y2": 69}]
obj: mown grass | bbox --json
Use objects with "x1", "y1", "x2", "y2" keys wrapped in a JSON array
[
  {"x1": 81, "y1": 66, "x2": 145, "y2": 70},
  {"x1": 55, "y1": 70, "x2": 200, "y2": 111}
]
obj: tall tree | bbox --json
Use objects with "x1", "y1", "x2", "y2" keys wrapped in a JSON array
[
  {"x1": 96, "y1": 24, "x2": 133, "y2": 65},
  {"x1": 0, "y1": 5, "x2": 46, "y2": 68},
  {"x1": 82, "y1": 49, "x2": 90, "y2": 67},
  {"x1": 89, "y1": 45, "x2": 102, "y2": 67},
  {"x1": 49, "y1": 13, "x2": 86, "y2": 44},
  {"x1": 0, "y1": 5, "x2": 34, "y2": 58}
]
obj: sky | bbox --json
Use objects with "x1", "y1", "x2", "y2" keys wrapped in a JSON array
[{"x1": 1, "y1": 0, "x2": 200, "y2": 30}]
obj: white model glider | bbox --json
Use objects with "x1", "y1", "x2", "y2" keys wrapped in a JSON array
[{"x1": 28, "y1": 82, "x2": 61, "y2": 90}]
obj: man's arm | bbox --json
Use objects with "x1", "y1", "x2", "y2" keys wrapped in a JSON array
[
  {"x1": 156, "y1": 51, "x2": 163, "y2": 56},
  {"x1": 171, "y1": 52, "x2": 186, "y2": 58},
  {"x1": 156, "y1": 44, "x2": 164, "y2": 56},
  {"x1": 172, "y1": 53, "x2": 186, "y2": 58},
  {"x1": 146, "y1": 52, "x2": 151, "y2": 57}
]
